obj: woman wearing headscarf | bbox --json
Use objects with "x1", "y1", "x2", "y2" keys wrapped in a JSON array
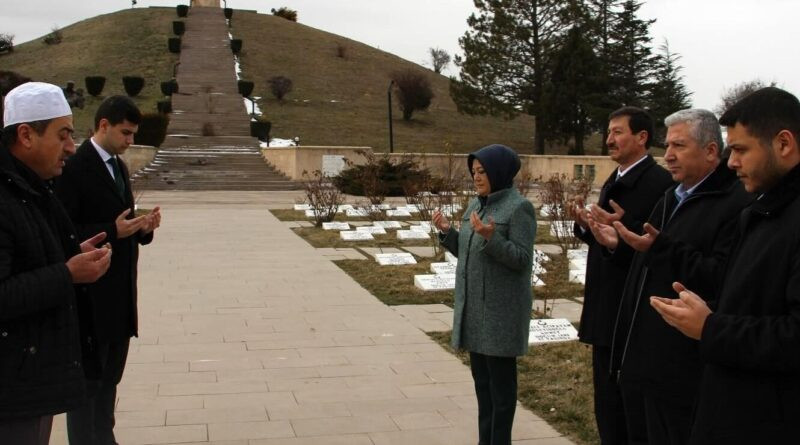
[{"x1": 432, "y1": 144, "x2": 536, "y2": 445}]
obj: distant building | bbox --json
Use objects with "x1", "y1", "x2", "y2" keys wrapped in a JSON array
[{"x1": 192, "y1": 0, "x2": 220, "y2": 7}]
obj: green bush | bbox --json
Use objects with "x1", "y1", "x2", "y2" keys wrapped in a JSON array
[
  {"x1": 134, "y1": 113, "x2": 169, "y2": 147},
  {"x1": 122, "y1": 76, "x2": 144, "y2": 97},
  {"x1": 160, "y1": 79, "x2": 178, "y2": 96},
  {"x1": 224, "y1": 8, "x2": 233, "y2": 19},
  {"x1": 250, "y1": 117, "x2": 271, "y2": 141},
  {"x1": 172, "y1": 21, "x2": 185, "y2": 36},
  {"x1": 237, "y1": 80, "x2": 254, "y2": 97},
  {"x1": 230, "y1": 39, "x2": 242, "y2": 54},
  {"x1": 84, "y1": 76, "x2": 106, "y2": 97},
  {"x1": 176, "y1": 4, "x2": 189, "y2": 17},
  {"x1": 156, "y1": 99, "x2": 172, "y2": 114},
  {"x1": 168, "y1": 37, "x2": 181, "y2": 54},
  {"x1": 334, "y1": 157, "x2": 431, "y2": 197}
]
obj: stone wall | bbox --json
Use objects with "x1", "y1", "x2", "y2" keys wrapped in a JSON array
[
  {"x1": 192, "y1": 0, "x2": 220, "y2": 7},
  {"x1": 262, "y1": 146, "x2": 626, "y2": 186},
  {"x1": 121, "y1": 145, "x2": 158, "y2": 177}
]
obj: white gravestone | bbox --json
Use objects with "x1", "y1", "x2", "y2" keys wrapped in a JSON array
[
  {"x1": 375, "y1": 252, "x2": 417, "y2": 266},
  {"x1": 430, "y1": 262, "x2": 457, "y2": 275},
  {"x1": 346, "y1": 208, "x2": 370, "y2": 217},
  {"x1": 567, "y1": 248, "x2": 589, "y2": 261},
  {"x1": 340, "y1": 231, "x2": 374, "y2": 241},
  {"x1": 293, "y1": 204, "x2": 311, "y2": 211},
  {"x1": 549, "y1": 220, "x2": 575, "y2": 237},
  {"x1": 534, "y1": 249, "x2": 550, "y2": 263},
  {"x1": 529, "y1": 318, "x2": 579, "y2": 344},
  {"x1": 386, "y1": 209, "x2": 412, "y2": 218},
  {"x1": 409, "y1": 224, "x2": 435, "y2": 234},
  {"x1": 373, "y1": 221, "x2": 402, "y2": 229},
  {"x1": 414, "y1": 273, "x2": 456, "y2": 291},
  {"x1": 531, "y1": 274, "x2": 545, "y2": 287},
  {"x1": 305, "y1": 209, "x2": 333, "y2": 218},
  {"x1": 322, "y1": 222, "x2": 350, "y2": 231},
  {"x1": 568, "y1": 270, "x2": 586, "y2": 284},
  {"x1": 445, "y1": 251, "x2": 458, "y2": 264},
  {"x1": 322, "y1": 155, "x2": 346, "y2": 177},
  {"x1": 397, "y1": 230, "x2": 430, "y2": 240},
  {"x1": 356, "y1": 226, "x2": 387, "y2": 235}
]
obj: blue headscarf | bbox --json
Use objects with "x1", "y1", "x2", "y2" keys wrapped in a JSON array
[{"x1": 467, "y1": 144, "x2": 521, "y2": 192}]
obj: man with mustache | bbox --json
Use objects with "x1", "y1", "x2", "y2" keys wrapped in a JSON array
[{"x1": 573, "y1": 106, "x2": 672, "y2": 444}]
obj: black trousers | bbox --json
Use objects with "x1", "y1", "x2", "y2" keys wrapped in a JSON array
[
  {"x1": 620, "y1": 383, "x2": 693, "y2": 445},
  {"x1": 593, "y1": 345, "x2": 628, "y2": 445},
  {"x1": 470, "y1": 352, "x2": 518, "y2": 445},
  {"x1": 67, "y1": 338, "x2": 130, "y2": 445},
  {"x1": 0, "y1": 415, "x2": 53, "y2": 445}
]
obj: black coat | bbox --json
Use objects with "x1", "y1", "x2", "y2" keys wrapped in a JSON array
[
  {"x1": 55, "y1": 140, "x2": 152, "y2": 344},
  {"x1": 576, "y1": 155, "x2": 673, "y2": 347},
  {"x1": 689, "y1": 164, "x2": 800, "y2": 444},
  {"x1": 0, "y1": 147, "x2": 86, "y2": 420},
  {"x1": 610, "y1": 161, "x2": 752, "y2": 399}
]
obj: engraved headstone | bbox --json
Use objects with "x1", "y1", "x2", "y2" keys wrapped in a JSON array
[
  {"x1": 340, "y1": 231, "x2": 374, "y2": 241},
  {"x1": 293, "y1": 204, "x2": 311, "y2": 211},
  {"x1": 322, "y1": 222, "x2": 350, "y2": 231},
  {"x1": 397, "y1": 230, "x2": 430, "y2": 240},
  {"x1": 375, "y1": 252, "x2": 417, "y2": 265},
  {"x1": 431, "y1": 262, "x2": 457, "y2": 275},
  {"x1": 356, "y1": 226, "x2": 387, "y2": 235},
  {"x1": 386, "y1": 209, "x2": 412, "y2": 218},
  {"x1": 529, "y1": 318, "x2": 579, "y2": 344},
  {"x1": 414, "y1": 273, "x2": 456, "y2": 291},
  {"x1": 373, "y1": 221, "x2": 402, "y2": 229}
]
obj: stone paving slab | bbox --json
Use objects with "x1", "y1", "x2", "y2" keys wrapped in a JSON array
[
  {"x1": 534, "y1": 299, "x2": 583, "y2": 323},
  {"x1": 48, "y1": 191, "x2": 575, "y2": 445}
]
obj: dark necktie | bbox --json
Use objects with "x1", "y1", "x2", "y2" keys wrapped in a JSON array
[{"x1": 107, "y1": 156, "x2": 125, "y2": 196}]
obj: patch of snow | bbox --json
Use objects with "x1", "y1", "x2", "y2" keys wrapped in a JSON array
[{"x1": 261, "y1": 138, "x2": 298, "y2": 149}]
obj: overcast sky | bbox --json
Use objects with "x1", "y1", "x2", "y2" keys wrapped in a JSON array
[{"x1": 3, "y1": 0, "x2": 798, "y2": 112}]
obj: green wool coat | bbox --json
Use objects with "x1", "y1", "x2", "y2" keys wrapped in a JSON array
[{"x1": 440, "y1": 187, "x2": 536, "y2": 357}]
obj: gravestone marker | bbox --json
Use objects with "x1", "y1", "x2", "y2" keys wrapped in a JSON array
[
  {"x1": 529, "y1": 318, "x2": 579, "y2": 344},
  {"x1": 322, "y1": 155, "x2": 346, "y2": 177},
  {"x1": 322, "y1": 222, "x2": 350, "y2": 231},
  {"x1": 431, "y1": 262, "x2": 457, "y2": 275},
  {"x1": 375, "y1": 252, "x2": 417, "y2": 265},
  {"x1": 386, "y1": 209, "x2": 412, "y2": 218},
  {"x1": 293, "y1": 204, "x2": 311, "y2": 211},
  {"x1": 356, "y1": 226, "x2": 387, "y2": 235},
  {"x1": 398, "y1": 230, "x2": 430, "y2": 240},
  {"x1": 373, "y1": 221, "x2": 402, "y2": 229},
  {"x1": 414, "y1": 273, "x2": 456, "y2": 291},
  {"x1": 340, "y1": 231, "x2": 374, "y2": 241}
]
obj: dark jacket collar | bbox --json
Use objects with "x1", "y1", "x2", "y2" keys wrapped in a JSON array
[
  {"x1": 616, "y1": 154, "x2": 657, "y2": 188},
  {"x1": 0, "y1": 145, "x2": 48, "y2": 197},
  {"x1": 677, "y1": 157, "x2": 740, "y2": 198},
  {"x1": 751, "y1": 162, "x2": 800, "y2": 215}
]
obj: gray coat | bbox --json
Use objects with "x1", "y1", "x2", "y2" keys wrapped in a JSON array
[{"x1": 440, "y1": 187, "x2": 536, "y2": 357}]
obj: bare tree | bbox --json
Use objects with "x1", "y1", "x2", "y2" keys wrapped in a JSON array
[
  {"x1": 716, "y1": 79, "x2": 778, "y2": 116},
  {"x1": 0, "y1": 34, "x2": 13, "y2": 54},
  {"x1": 391, "y1": 70, "x2": 434, "y2": 121},
  {"x1": 429, "y1": 47, "x2": 451, "y2": 74}
]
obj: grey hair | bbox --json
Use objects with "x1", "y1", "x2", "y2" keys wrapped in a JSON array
[{"x1": 664, "y1": 108, "x2": 724, "y2": 158}]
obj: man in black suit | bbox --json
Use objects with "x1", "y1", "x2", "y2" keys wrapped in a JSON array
[
  {"x1": 56, "y1": 96, "x2": 161, "y2": 445},
  {"x1": 573, "y1": 106, "x2": 673, "y2": 445},
  {"x1": 652, "y1": 88, "x2": 800, "y2": 444}
]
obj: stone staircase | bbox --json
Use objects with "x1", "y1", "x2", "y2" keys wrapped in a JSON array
[{"x1": 132, "y1": 7, "x2": 298, "y2": 191}]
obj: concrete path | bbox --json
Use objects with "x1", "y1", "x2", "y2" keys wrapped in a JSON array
[{"x1": 51, "y1": 191, "x2": 575, "y2": 445}]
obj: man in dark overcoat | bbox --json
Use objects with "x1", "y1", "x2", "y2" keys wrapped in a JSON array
[
  {"x1": 0, "y1": 82, "x2": 110, "y2": 444},
  {"x1": 573, "y1": 106, "x2": 673, "y2": 445},
  {"x1": 589, "y1": 109, "x2": 752, "y2": 444},
  {"x1": 652, "y1": 87, "x2": 800, "y2": 444},
  {"x1": 56, "y1": 95, "x2": 161, "y2": 445}
]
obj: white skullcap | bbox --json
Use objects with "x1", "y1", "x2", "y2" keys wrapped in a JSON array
[{"x1": 3, "y1": 82, "x2": 72, "y2": 128}]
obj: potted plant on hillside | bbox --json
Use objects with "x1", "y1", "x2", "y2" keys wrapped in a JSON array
[
  {"x1": 237, "y1": 80, "x2": 254, "y2": 97},
  {"x1": 84, "y1": 76, "x2": 106, "y2": 97},
  {"x1": 176, "y1": 4, "x2": 189, "y2": 17},
  {"x1": 172, "y1": 21, "x2": 185, "y2": 36},
  {"x1": 224, "y1": 8, "x2": 233, "y2": 19},
  {"x1": 230, "y1": 39, "x2": 242, "y2": 54},
  {"x1": 250, "y1": 116, "x2": 271, "y2": 141},
  {"x1": 168, "y1": 37, "x2": 181, "y2": 54},
  {"x1": 122, "y1": 76, "x2": 145, "y2": 97}
]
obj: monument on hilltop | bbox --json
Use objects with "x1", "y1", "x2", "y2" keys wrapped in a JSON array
[{"x1": 192, "y1": 0, "x2": 220, "y2": 7}]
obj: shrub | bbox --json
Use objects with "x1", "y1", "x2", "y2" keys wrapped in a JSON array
[
  {"x1": 43, "y1": 27, "x2": 63, "y2": 45},
  {"x1": 538, "y1": 173, "x2": 593, "y2": 250},
  {"x1": 84, "y1": 76, "x2": 106, "y2": 97},
  {"x1": 429, "y1": 47, "x2": 451, "y2": 74},
  {"x1": 122, "y1": 76, "x2": 145, "y2": 97},
  {"x1": 268, "y1": 76, "x2": 292, "y2": 101},
  {"x1": 172, "y1": 21, "x2": 185, "y2": 36},
  {"x1": 237, "y1": 80, "x2": 254, "y2": 97},
  {"x1": 168, "y1": 37, "x2": 181, "y2": 53},
  {"x1": 134, "y1": 113, "x2": 169, "y2": 147},
  {"x1": 271, "y1": 7, "x2": 297, "y2": 22},
  {"x1": 176, "y1": 4, "x2": 189, "y2": 17},
  {"x1": 302, "y1": 170, "x2": 344, "y2": 227},
  {"x1": 250, "y1": 117, "x2": 271, "y2": 141},
  {"x1": 0, "y1": 34, "x2": 14, "y2": 54},
  {"x1": 224, "y1": 8, "x2": 233, "y2": 19},
  {"x1": 160, "y1": 79, "x2": 178, "y2": 96},
  {"x1": 334, "y1": 156, "x2": 430, "y2": 197},
  {"x1": 335, "y1": 42, "x2": 347, "y2": 59},
  {"x1": 230, "y1": 39, "x2": 242, "y2": 54},
  {"x1": 391, "y1": 69, "x2": 434, "y2": 121},
  {"x1": 156, "y1": 99, "x2": 172, "y2": 114}
]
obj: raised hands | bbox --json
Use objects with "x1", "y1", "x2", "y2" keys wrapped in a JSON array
[
  {"x1": 470, "y1": 211, "x2": 495, "y2": 240},
  {"x1": 650, "y1": 281, "x2": 711, "y2": 340},
  {"x1": 115, "y1": 208, "x2": 147, "y2": 239},
  {"x1": 139, "y1": 206, "x2": 161, "y2": 235},
  {"x1": 590, "y1": 199, "x2": 626, "y2": 225},
  {"x1": 66, "y1": 233, "x2": 112, "y2": 283},
  {"x1": 614, "y1": 221, "x2": 660, "y2": 252},
  {"x1": 432, "y1": 208, "x2": 451, "y2": 233}
]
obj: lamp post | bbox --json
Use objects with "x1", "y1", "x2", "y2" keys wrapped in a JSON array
[{"x1": 387, "y1": 80, "x2": 395, "y2": 153}]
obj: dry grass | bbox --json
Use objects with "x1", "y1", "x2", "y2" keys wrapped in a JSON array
[
  {"x1": 336, "y1": 258, "x2": 453, "y2": 306},
  {"x1": 429, "y1": 331, "x2": 597, "y2": 445},
  {"x1": 0, "y1": 8, "x2": 178, "y2": 138}
]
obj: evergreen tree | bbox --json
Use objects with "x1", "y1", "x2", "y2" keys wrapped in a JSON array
[
  {"x1": 450, "y1": 0, "x2": 563, "y2": 154},
  {"x1": 585, "y1": 0, "x2": 622, "y2": 154},
  {"x1": 648, "y1": 40, "x2": 692, "y2": 145},
  {"x1": 606, "y1": 0, "x2": 658, "y2": 108},
  {"x1": 542, "y1": 0, "x2": 604, "y2": 155}
]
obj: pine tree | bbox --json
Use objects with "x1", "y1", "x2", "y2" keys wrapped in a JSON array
[
  {"x1": 606, "y1": 0, "x2": 658, "y2": 108},
  {"x1": 450, "y1": 0, "x2": 563, "y2": 154},
  {"x1": 585, "y1": 0, "x2": 622, "y2": 154},
  {"x1": 648, "y1": 40, "x2": 692, "y2": 145}
]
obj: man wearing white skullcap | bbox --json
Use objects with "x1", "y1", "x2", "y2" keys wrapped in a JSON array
[{"x1": 0, "y1": 82, "x2": 111, "y2": 444}]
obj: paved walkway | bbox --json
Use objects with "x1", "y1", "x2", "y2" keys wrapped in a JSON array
[{"x1": 51, "y1": 191, "x2": 574, "y2": 445}]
